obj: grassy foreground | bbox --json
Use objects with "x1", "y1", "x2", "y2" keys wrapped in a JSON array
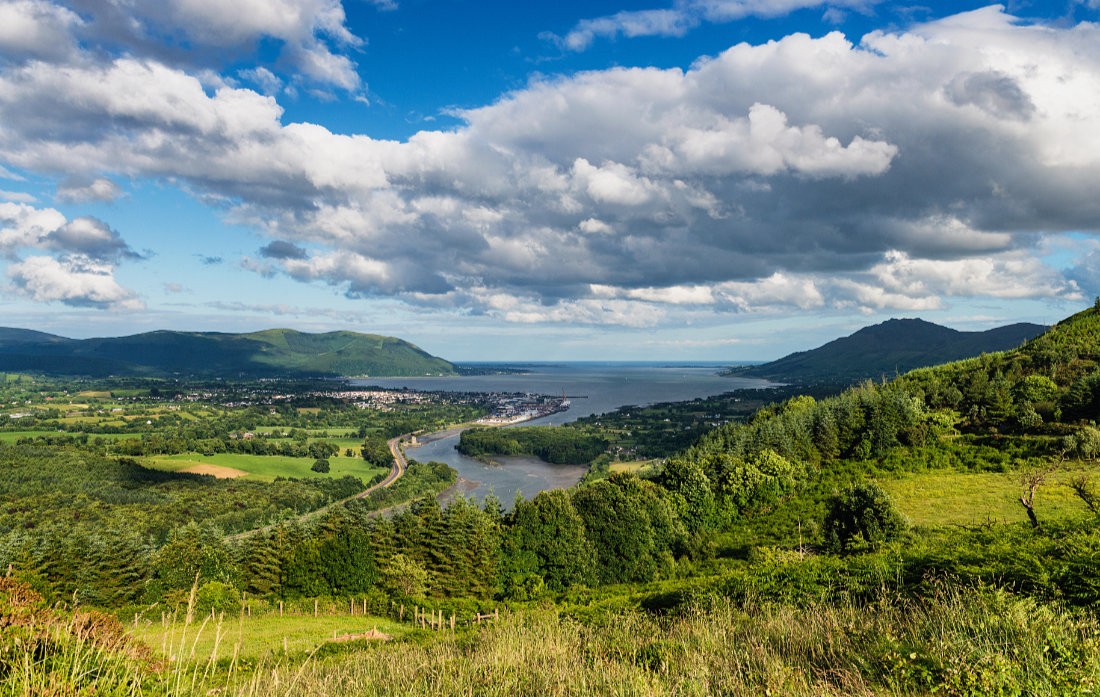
[{"x1": 3, "y1": 576, "x2": 1099, "y2": 696}]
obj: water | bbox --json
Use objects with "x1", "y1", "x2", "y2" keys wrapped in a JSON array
[{"x1": 352, "y1": 363, "x2": 772, "y2": 503}]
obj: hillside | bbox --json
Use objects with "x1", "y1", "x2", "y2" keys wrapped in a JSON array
[
  {"x1": 0, "y1": 327, "x2": 456, "y2": 377},
  {"x1": 727, "y1": 317, "x2": 1046, "y2": 384}
]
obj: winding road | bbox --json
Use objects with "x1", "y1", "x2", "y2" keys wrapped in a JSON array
[
  {"x1": 358, "y1": 434, "x2": 409, "y2": 496},
  {"x1": 228, "y1": 433, "x2": 413, "y2": 540}
]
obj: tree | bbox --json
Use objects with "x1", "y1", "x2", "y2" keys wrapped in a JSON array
[
  {"x1": 311, "y1": 458, "x2": 330, "y2": 473},
  {"x1": 381, "y1": 553, "x2": 428, "y2": 599},
  {"x1": 658, "y1": 457, "x2": 715, "y2": 531},
  {"x1": 502, "y1": 489, "x2": 593, "y2": 591},
  {"x1": 823, "y1": 482, "x2": 907, "y2": 553}
]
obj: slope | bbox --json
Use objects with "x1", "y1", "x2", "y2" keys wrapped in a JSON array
[
  {"x1": 0, "y1": 327, "x2": 456, "y2": 377},
  {"x1": 728, "y1": 317, "x2": 1046, "y2": 384}
]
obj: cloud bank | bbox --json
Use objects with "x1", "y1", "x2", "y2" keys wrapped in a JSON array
[{"x1": 0, "y1": 4, "x2": 1096, "y2": 325}]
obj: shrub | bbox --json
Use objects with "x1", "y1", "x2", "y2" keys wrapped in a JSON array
[{"x1": 824, "y1": 481, "x2": 907, "y2": 553}]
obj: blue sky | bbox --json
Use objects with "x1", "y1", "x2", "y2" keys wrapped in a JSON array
[{"x1": 1, "y1": 1, "x2": 1099, "y2": 361}]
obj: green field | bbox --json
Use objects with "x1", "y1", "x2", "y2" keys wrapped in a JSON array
[
  {"x1": 882, "y1": 466, "x2": 1095, "y2": 527},
  {"x1": 132, "y1": 612, "x2": 407, "y2": 662},
  {"x1": 145, "y1": 452, "x2": 390, "y2": 483}
]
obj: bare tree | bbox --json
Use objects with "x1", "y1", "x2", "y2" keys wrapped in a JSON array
[
  {"x1": 1018, "y1": 455, "x2": 1061, "y2": 529},
  {"x1": 1069, "y1": 475, "x2": 1100, "y2": 516}
]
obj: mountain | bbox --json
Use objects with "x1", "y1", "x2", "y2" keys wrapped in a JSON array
[
  {"x1": 0, "y1": 327, "x2": 456, "y2": 378},
  {"x1": 728, "y1": 318, "x2": 1048, "y2": 384}
]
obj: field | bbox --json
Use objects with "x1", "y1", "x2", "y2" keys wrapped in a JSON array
[
  {"x1": 132, "y1": 610, "x2": 407, "y2": 663},
  {"x1": 145, "y1": 452, "x2": 390, "y2": 483},
  {"x1": 882, "y1": 466, "x2": 1095, "y2": 527},
  {"x1": 608, "y1": 459, "x2": 659, "y2": 475}
]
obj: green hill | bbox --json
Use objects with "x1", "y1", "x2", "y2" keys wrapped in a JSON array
[
  {"x1": 0, "y1": 327, "x2": 455, "y2": 377},
  {"x1": 728, "y1": 317, "x2": 1046, "y2": 384}
]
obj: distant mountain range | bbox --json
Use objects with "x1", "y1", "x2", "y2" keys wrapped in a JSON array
[
  {"x1": 0, "y1": 328, "x2": 456, "y2": 378},
  {"x1": 727, "y1": 318, "x2": 1048, "y2": 384}
]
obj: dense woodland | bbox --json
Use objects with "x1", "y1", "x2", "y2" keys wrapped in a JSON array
[{"x1": 3, "y1": 306, "x2": 1100, "y2": 694}]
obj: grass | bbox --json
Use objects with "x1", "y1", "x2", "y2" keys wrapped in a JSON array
[
  {"x1": 609, "y1": 460, "x2": 659, "y2": 475},
  {"x1": 131, "y1": 612, "x2": 406, "y2": 663},
  {"x1": 148, "y1": 586, "x2": 1100, "y2": 696},
  {"x1": 881, "y1": 466, "x2": 1094, "y2": 527},
  {"x1": 145, "y1": 453, "x2": 389, "y2": 483},
  {"x1": 5, "y1": 575, "x2": 1100, "y2": 696}
]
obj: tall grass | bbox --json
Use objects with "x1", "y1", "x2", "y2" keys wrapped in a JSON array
[
  {"x1": 210, "y1": 584, "x2": 1100, "y2": 696},
  {"x1": 4, "y1": 576, "x2": 1098, "y2": 696}
]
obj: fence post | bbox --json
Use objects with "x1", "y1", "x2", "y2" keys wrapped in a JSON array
[
  {"x1": 314, "y1": 599, "x2": 318, "y2": 617},
  {"x1": 279, "y1": 600, "x2": 284, "y2": 617}
]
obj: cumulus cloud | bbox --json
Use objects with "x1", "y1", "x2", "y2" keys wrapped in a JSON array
[
  {"x1": 0, "y1": 0, "x2": 82, "y2": 62},
  {"x1": 5, "y1": 0, "x2": 364, "y2": 91},
  {"x1": 0, "y1": 203, "x2": 139, "y2": 261},
  {"x1": 0, "y1": 202, "x2": 143, "y2": 309},
  {"x1": 0, "y1": 6, "x2": 1096, "y2": 325},
  {"x1": 7, "y1": 255, "x2": 143, "y2": 309}
]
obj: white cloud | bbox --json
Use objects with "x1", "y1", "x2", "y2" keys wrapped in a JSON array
[
  {"x1": 0, "y1": 202, "x2": 138, "y2": 261},
  {"x1": 0, "y1": 201, "x2": 66, "y2": 255},
  {"x1": 556, "y1": 0, "x2": 879, "y2": 51},
  {"x1": 0, "y1": 7, "x2": 1097, "y2": 325},
  {"x1": 57, "y1": 177, "x2": 123, "y2": 203},
  {"x1": 0, "y1": 190, "x2": 34, "y2": 203},
  {"x1": 14, "y1": 0, "x2": 364, "y2": 91},
  {"x1": 0, "y1": 164, "x2": 24, "y2": 181},
  {"x1": 7, "y1": 255, "x2": 143, "y2": 309},
  {"x1": 868, "y1": 250, "x2": 1080, "y2": 301},
  {"x1": 0, "y1": 0, "x2": 82, "y2": 61}
]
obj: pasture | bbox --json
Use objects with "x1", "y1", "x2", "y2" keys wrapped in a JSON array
[{"x1": 146, "y1": 452, "x2": 390, "y2": 483}]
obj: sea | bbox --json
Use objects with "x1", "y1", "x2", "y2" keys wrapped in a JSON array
[{"x1": 350, "y1": 362, "x2": 773, "y2": 504}]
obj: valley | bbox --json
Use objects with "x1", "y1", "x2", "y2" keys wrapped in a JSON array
[{"x1": 1, "y1": 308, "x2": 1099, "y2": 695}]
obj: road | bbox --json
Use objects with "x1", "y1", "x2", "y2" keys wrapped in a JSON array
[
  {"x1": 357, "y1": 434, "x2": 408, "y2": 496},
  {"x1": 228, "y1": 433, "x2": 412, "y2": 540}
]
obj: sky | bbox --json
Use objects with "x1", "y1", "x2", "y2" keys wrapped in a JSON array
[{"x1": 1, "y1": 1, "x2": 1099, "y2": 362}]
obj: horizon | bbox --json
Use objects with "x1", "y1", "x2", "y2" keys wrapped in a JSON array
[
  {"x1": 0, "y1": 2, "x2": 1097, "y2": 361},
  {"x1": 0, "y1": 311, "x2": 1054, "y2": 365}
]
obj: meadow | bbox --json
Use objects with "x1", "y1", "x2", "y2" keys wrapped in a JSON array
[
  {"x1": 146, "y1": 452, "x2": 389, "y2": 483},
  {"x1": 881, "y1": 466, "x2": 1094, "y2": 526}
]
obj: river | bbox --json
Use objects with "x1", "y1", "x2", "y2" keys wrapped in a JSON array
[{"x1": 352, "y1": 363, "x2": 772, "y2": 504}]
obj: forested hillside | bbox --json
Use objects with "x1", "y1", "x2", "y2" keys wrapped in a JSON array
[
  {"x1": 728, "y1": 317, "x2": 1046, "y2": 384},
  {"x1": 0, "y1": 327, "x2": 456, "y2": 377}
]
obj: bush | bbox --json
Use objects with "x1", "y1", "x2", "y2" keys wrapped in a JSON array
[{"x1": 823, "y1": 481, "x2": 907, "y2": 553}]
